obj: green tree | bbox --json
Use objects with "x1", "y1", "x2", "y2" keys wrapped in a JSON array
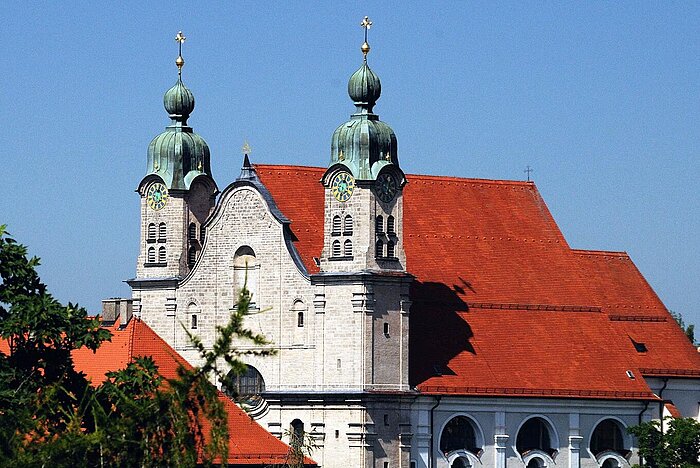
[
  {"x1": 0, "y1": 225, "x2": 272, "y2": 467},
  {"x1": 670, "y1": 310, "x2": 695, "y2": 345},
  {"x1": 628, "y1": 417, "x2": 700, "y2": 468}
]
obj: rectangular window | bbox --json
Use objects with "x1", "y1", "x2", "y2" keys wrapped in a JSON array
[
  {"x1": 383, "y1": 322, "x2": 390, "y2": 336},
  {"x1": 384, "y1": 414, "x2": 389, "y2": 426},
  {"x1": 191, "y1": 314, "x2": 198, "y2": 329}
]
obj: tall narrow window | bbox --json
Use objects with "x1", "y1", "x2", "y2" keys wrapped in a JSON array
[
  {"x1": 387, "y1": 240, "x2": 395, "y2": 258},
  {"x1": 332, "y1": 215, "x2": 342, "y2": 235},
  {"x1": 147, "y1": 247, "x2": 156, "y2": 263},
  {"x1": 332, "y1": 240, "x2": 341, "y2": 257},
  {"x1": 344, "y1": 239, "x2": 353, "y2": 257},
  {"x1": 188, "y1": 223, "x2": 197, "y2": 241},
  {"x1": 376, "y1": 239, "x2": 384, "y2": 258},
  {"x1": 233, "y1": 246, "x2": 258, "y2": 306},
  {"x1": 387, "y1": 215, "x2": 395, "y2": 234},
  {"x1": 147, "y1": 223, "x2": 156, "y2": 242},
  {"x1": 344, "y1": 215, "x2": 353, "y2": 235},
  {"x1": 158, "y1": 246, "x2": 166, "y2": 263},
  {"x1": 376, "y1": 216, "x2": 384, "y2": 234},
  {"x1": 297, "y1": 311, "x2": 304, "y2": 327},
  {"x1": 291, "y1": 419, "x2": 304, "y2": 448},
  {"x1": 200, "y1": 225, "x2": 206, "y2": 244},
  {"x1": 158, "y1": 222, "x2": 167, "y2": 241},
  {"x1": 191, "y1": 314, "x2": 198, "y2": 329},
  {"x1": 188, "y1": 246, "x2": 197, "y2": 267}
]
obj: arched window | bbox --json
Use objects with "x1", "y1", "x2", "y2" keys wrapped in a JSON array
[
  {"x1": 344, "y1": 239, "x2": 353, "y2": 257},
  {"x1": 376, "y1": 239, "x2": 384, "y2": 258},
  {"x1": 158, "y1": 246, "x2": 166, "y2": 263},
  {"x1": 526, "y1": 459, "x2": 544, "y2": 468},
  {"x1": 332, "y1": 215, "x2": 342, "y2": 235},
  {"x1": 516, "y1": 417, "x2": 555, "y2": 457},
  {"x1": 344, "y1": 215, "x2": 353, "y2": 234},
  {"x1": 591, "y1": 419, "x2": 627, "y2": 457},
  {"x1": 386, "y1": 240, "x2": 395, "y2": 258},
  {"x1": 332, "y1": 240, "x2": 341, "y2": 257},
  {"x1": 387, "y1": 215, "x2": 395, "y2": 234},
  {"x1": 440, "y1": 416, "x2": 480, "y2": 455},
  {"x1": 147, "y1": 223, "x2": 156, "y2": 242},
  {"x1": 188, "y1": 246, "x2": 197, "y2": 267},
  {"x1": 297, "y1": 311, "x2": 304, "y2": 327},
  {"x1": 188, "y1": 223, "x2": 197, "y2": 241},
  {"x1": 291, "y1": 419, "x2": 304, "y2": 447},
  {"x1": 147, "y1": 247, "x2": 156, "y2": 263},
  {"x1": 224, "y1": 365, "x2": 265, "y2": 402},
  {"x1": 233, "y1": 246, "x2": 258, "y2": 305},
  {"x1": 376, "y1": 215, "x2": 384, "y2": 233},
  {"x1": 452, "y1": 459, "x2": 470, "y2": 468},
  {"x1": 158, "y1": 222, "x2": 166, "y2": 241}
]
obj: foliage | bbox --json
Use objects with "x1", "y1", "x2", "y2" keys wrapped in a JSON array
[
  {"x1": 0, "y1": 225, "x2": 273, "y2": 467},
  {"x1": 628, "y1": 417, "x2": 700, "y2": 468},
  {"x1": 268, "y1": 428, "x2": 318, "y2": 468},
  {"x1": 670, "y1": 310, "x2": 695, "y2": 345}
]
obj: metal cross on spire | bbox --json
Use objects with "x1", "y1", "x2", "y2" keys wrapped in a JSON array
[
  {"x1": 175, "y1": 31, "x2": 186, "y2": 75},
  {"x1": 360, "y1": 16, "x2": 373, "y2": 61},
  {"x1": 242, "y1": 140, "x2": 252, "y2": 156},
  {"x1": 524, "y1": 165, "x2": 533, "y2": 181}
]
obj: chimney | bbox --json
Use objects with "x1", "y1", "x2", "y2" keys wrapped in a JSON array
[
  {"x1": 101, "y1": 299, "x2": 119, "y2": 326},
  {"x1": 118, "y1": 299, "x2": 134, "y2": 329}
]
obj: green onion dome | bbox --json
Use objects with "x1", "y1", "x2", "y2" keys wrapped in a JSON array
[
  {"x1": 163, "y1": 78, "x2": 195, "y2": 122},
  {"x1": 348, "y1": 62, "x2": 381, "y2": 113},
  {"x1": 329, "y1": 61, "x2": 398, "y2": 180},
  {"x1": 145, "y1": 78, "x2": 211, "y2": 190}
]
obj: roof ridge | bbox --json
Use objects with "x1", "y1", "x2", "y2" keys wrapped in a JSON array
[
  {"x1": 572, "y1": 248, "x2": 630, "y2": 257},
  {"x1": 127, "y1": 317, "x2": 136, "y2": 361},
  {"x1": 253, "y1": 163, "x2": 536, "y2": 186}
]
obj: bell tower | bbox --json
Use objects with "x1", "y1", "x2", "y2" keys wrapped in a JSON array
[
  {"x1": 135, "y1": 32, "x2": 217, "y2": 280},
  {"x1": 319, "y1": 17, "x2": 407, "y2": 273}
]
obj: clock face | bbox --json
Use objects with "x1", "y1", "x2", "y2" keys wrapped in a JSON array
[
  {"x1": 147, "y1": 182, "x2": 169, "y2": 211},
  {"x1": 375, "y1": 173, "x2": 398, "y2": 203},
  {"x1": 331, "y1": 172, "x2": 355, "y2": 202}
]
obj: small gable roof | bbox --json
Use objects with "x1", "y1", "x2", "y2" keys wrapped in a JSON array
[
  {"x1": 255, "y1": 164, "x2": 700, "y2": 400},
  {"x1": 72, "y1": 319, "x2": 313, "y2": 466}
]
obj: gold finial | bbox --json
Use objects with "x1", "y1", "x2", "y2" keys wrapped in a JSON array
[
  {"x1": 154, "y1": 159, "x2": 160, "y2": 171},
  {"x1": 197, "y1": 160, "x2": 203, "y2": 171},
  {"x1": 242, "y1": 140, "x2": 252, "y2": 156},
  {"x1": 175, "y1": 31, "x2": 186, "y2": 75},
  {"x1": 360, "y1": 16, "x2": 372, "y2": 61},
  {"x1": 384, "y1": 151, "x2": 391, "y2": 161},
  {"x1": 338, "y1": 149, "x2": 345, "y2": 161}
]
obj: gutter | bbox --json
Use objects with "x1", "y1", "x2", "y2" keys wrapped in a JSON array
[
  {"x1": 429, "y1": 396, "x2": 442, "y2": 468},
  {"x1": 658, "y1": 377, "x2": 669, "y2": 433}
]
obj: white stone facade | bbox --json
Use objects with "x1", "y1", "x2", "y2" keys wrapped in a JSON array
[{"x1": 129, "y1": 169, "x2": 691, "y2": 468}]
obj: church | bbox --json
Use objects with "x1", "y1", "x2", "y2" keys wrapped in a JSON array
[{"x1": 110, "y1": 22, "x2": 700, "y2": 468}]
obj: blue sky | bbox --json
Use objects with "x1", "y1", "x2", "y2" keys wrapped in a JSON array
[{"x1": 2, "y1": 2, "x2": 698, "y2": 327}]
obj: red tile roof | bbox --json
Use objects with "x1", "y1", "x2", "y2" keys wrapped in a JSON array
[
  {"x1": 255, "y1": 164, "x2": 700, "y2": 400},
  {"x1": 72, "y1": 319, "x2": 312, "y2": 466}
]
